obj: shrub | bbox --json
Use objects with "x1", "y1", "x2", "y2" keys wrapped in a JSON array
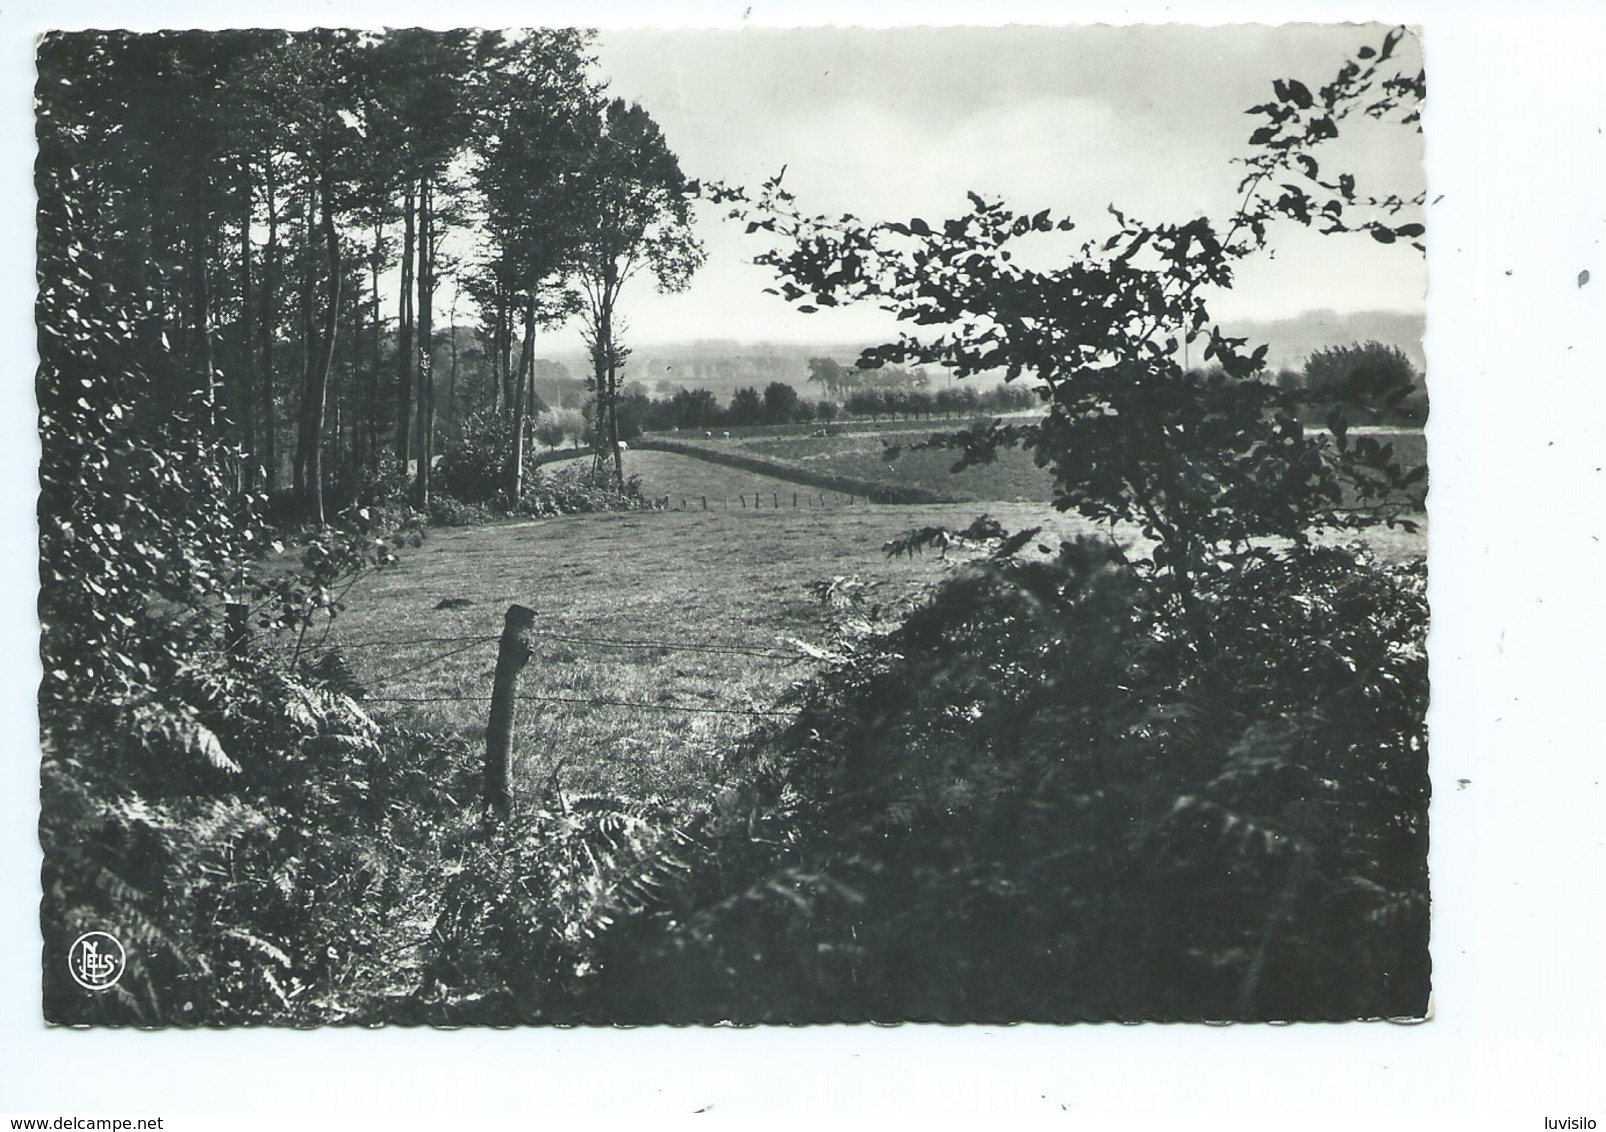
[
  {"x1": 246, "y1": 509, "x2": 423, "y2": 660},
  {"x1": 1302, "y1": 340, "x2": 1427, "y2": 426},
  {"x1": 434, "y1": 411, "x2": 523, "y2": 506},
  {"x1": 574, "y1": 535, "x2": 1428, "y2": 1023},
  {"x1": 429, "y1": 495, "x2": 501, "y2": 527},
  {"x1": 419, "y1": 794, "x2": 696, "y2": 1025},
  {"x1": 340, "y1": 454, "x2": 412, "y2": 510},
  {"x1": 518, "y1": 466, "x2": 660, "y2": 517}
]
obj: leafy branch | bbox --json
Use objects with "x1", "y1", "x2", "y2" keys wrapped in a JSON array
[{"x1": 703, "y1": 27, "x2": 1425, "y2": 614}]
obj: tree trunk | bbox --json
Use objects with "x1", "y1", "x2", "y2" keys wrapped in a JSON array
[
  {"x1": 488, "y1": 308, "x2": 502, "y2": 418},
  {"x1": 499, "y1": 290, "x2": 516, "y2": 418},
  {"x1": 237, "y1": 170, "x2": 256, "y2": 494},
  {"x1": 192, "y1": 196, "x2": 217, "y2": 430},
  {"x1": 394, "y1": 184, "x2": 416, "y2": 468},
  {"x1": 347, "y1": 297, "x2": 364, "y2": 484},
  {"x1": 602, "y1": 292, "x2": 624, "y2": 489},
  {"x1": 369, "y1": 214, "x2": 385, "y2": 472},
  {"x1": 413, "y1": 178, "x2": 435, "y2": 509},
  {"x1": 507, "y1": 298, "x2": 536, "y2": 506},
  {"x1": 260, "y1": 157, "x2": 279, "y2": 495},
  {"x1": 293, "y1": 184, "x2": 316, "y2": 498},
  {"x1": 446, "y1": 289, "x2": 460, "y2": 445},
  {"x1": 305, "y1": 165, "x2": 342, "y2": 527}
]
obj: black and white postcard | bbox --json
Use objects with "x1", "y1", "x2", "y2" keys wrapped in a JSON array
[{"x1": 9, "y1": 0, "x2": 1605, "y2": 1122}]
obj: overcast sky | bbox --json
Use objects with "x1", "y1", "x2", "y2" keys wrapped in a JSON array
[{"x1": 552, "y1": 23, "x2": 1428, "y2": 349}]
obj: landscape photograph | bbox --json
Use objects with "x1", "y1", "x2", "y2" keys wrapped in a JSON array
[{"x1": 36, "y1": 22, "x2": 1432, "y2": 1027}]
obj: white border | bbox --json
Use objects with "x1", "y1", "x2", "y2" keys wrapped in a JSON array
[{"x1": 4, "y1": 0, "x2": 1603, "y2": 1119}]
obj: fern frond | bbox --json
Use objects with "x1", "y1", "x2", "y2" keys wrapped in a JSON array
[
  {"x1": 284, "y1": 681, "x2": 380, "y2": 741},
  {"x1": 128, "y1": 702, "x2": 241, "y2": 775},
  {"x1": 303, "y1": 733, "x2": 382, "y2": 759},
  {"x1": 220, "y1": 927, "x2": 292, "y2": 968},
  {"x1": 185, "y1": 796, "x2": 275, "y2": 848}
]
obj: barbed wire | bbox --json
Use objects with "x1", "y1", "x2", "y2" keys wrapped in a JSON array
[
  {"x1": 364, "y1": 637, "x2": 499, "y2": 687},
  {"x1": 321, "y1": 617, "x2": 820, "y2": 718},
  {"x1": 362, "y1": 691, "x2": 800, "y2": 718},
  {"x1": 323, "y1": 629, "x2": 801, "y2": 662},
  {"x1": 532, "y1": 628, "x2": 801, "y2": 661},
  {"x1": 525, "y1": 692, "x2": 799, "y2": 717},
  {"x1": 360, "y1": 694, "x2": 491, "y2": 703},
  {"x1": 327, "y1": 634, "x2": 501, "y2": 650}
]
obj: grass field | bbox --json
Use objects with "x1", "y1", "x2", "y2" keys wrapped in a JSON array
[
  {"x1": 653, "y1": 422, "x2": 1054, "y2": 503},
  {"x1": 648, "y1": 422, "x2": 1428, "y2": 508},
  {"x1": 327, "y1": 448, "x2": 1426, "y2": 808},
  {"x1": 328, "y1": 484, "x2": 1110, "y2": 805},
  {"x1": 627, "y1": 448, "x2": 900, "y2": 509}
]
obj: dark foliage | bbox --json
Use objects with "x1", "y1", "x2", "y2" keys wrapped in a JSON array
[
  {"x1": 42, "y1": 648, "x2": 488, "y2": 1025},
  {"x1": 432, "y1": 409, "x2": 655, "y2": 516},
  {"x1": 572, "y1": 538, "x2": 1428, "y2": 1022},
  {"x1": 1298, "y1": 340, "x2": 1428, "y2": 427}
]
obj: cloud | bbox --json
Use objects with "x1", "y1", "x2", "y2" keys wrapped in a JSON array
[{"x1": 574, "y1": 24, "x2": 1427, "y2": 347}]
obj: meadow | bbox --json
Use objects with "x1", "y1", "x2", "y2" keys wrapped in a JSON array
[
  {"x1": 330, "y1": 471, "x2": 1110, "y2": 803},
  {"x1": 648, "y1": 421, "x2": 1428, "y2": 508},
  {"x1": 331, "y1": 446, "x2": 1425, "y2": 806}
]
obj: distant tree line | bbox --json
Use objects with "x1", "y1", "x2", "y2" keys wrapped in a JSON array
[
  {"x1": 804, "y1": 356, "x2": 930, "y2": 398},
  {"x1": 562, "y1": 377, "x2": 1041, "y2": 441}
]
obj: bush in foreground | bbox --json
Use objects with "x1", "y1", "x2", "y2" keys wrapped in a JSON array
[{"x1": 545, "y1": 535, "x2": 1430, "y2": 1023}]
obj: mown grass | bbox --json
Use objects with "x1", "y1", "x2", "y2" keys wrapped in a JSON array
[
  {"x1": 326, "y1": 481, "x2": 1109, "y2": 805},
  {"x1": 626, "y1": 449, "x2": 876, "y2": 510},
  {"x1": 325, "y1": 449, "x2": 1425, "y2": 808},
  {"x1": 653, "y1": 422, "x2": 1052, "y2": 503},
  {"x1": 650, "y1": 423, "x2": 1429, "y2": 509}
]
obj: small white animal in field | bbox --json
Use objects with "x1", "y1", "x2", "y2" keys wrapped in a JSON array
[
  {"x1": 617, "y1": 440, "x2": 629, "y2": 452},
  {"x1": 722, "y1": 431, "x2": 731, "y2": 439},
  {"x1": 704, "y1": 430, "x2": 712, "y2": 439}
]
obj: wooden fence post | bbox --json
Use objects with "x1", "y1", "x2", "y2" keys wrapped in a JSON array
[
  {"x1": 773, "y1": 491, "x2": 779, "y2": 509},
  {"x1": 702, "y1": 495, "x2": 708, "y2": 510},
  {"x1": 484, "y1": 603, "x2": 536, "y2": 819}
]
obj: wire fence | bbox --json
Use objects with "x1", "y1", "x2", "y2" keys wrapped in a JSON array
[
  {"x1": 361, "y1": 692, "x2": 800, "y2": 717},
  {"x1": 664, "y1": 490, "x2": 866, "y2": 512},
  {"x1": 322, "y1": 617, "x2": 812, "y2": 722}
]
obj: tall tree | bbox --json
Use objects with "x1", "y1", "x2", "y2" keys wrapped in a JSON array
[
  {"x1": 280, "y1": 32, "x2": 363, "y2": 525},
  {"x1": 360, "y1": 30, "x2": 482, "y2": 506},
  {"x1": 414, "y1": 178, "x2": 437, "y2": 505},
  {"x1": 569, "y1": 97, "x2": 705, "y2": 487},
  {"x1": 468, "y1": 29, "x2": 596, "y2": 503}
]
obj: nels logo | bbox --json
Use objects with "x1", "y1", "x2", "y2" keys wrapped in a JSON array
[{"x1": 67, "y1": 930, "x2": 126, "y2": 992}]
